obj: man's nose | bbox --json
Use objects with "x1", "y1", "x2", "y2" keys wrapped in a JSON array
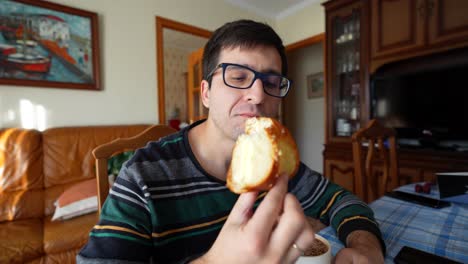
[{"x1": 245, "y1": 78, "x2": 265, "y2": 103}]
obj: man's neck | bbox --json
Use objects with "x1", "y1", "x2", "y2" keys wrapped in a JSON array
[{"x1": 188, "y1": 120, "x2": 235, "y2": 181}]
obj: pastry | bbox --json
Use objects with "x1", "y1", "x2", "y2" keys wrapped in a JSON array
[{"x1": 227, "y1": 117, "x2": 299, "y2": 193}]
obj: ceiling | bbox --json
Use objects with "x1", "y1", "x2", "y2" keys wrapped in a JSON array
[
  {"x1": 163, "y1": 0, "x2": 321, "y2": 52},
  {"x1": 224, "y1": 0, "x2": 321, "y2": 20}
]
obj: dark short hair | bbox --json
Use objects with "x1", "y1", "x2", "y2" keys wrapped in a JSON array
[{"x1": 202, "y1": 19, "x2": 287, "y2": 86}]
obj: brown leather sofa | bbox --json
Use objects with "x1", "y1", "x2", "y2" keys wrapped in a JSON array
[{"x1": 0, "y1": 125, "x2": 151, "y2": 263}]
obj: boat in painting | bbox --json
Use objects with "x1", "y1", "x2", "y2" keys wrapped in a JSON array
[
  {"x1": 0, "y1": 2, "x2": 93, "y2": 83},
  {"x1": 0, "y1": 40, "x2": 51, "y2": 73}
]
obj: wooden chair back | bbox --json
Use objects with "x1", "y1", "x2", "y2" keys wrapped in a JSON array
[
  {"x1": 351, "y1": 119, "x2": 399, "y2": 203},
  {"x1": 92, "y1": 124, "x2": 176, "y2": 211}
]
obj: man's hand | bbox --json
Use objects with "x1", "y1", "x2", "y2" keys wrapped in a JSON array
[
  {"x1": 333, "y1": 230, "x2": 384, "y2": 264},
  {"x1": 193, "y1": 174, "x2": 316, "y2": 264}
]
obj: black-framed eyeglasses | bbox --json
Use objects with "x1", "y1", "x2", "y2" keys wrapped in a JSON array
[{"x1": 207, "y1": 63, "x2": 291, "y2": 98}]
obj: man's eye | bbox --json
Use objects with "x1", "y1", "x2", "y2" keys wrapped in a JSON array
[
  {"x1": 228, "y1": 75, "x2": 247, "y2": 82},
  {"x1": 263, "y1": 77, "x2": 279, "y2": 89},
  {"x1": 264, "y1": 82, "x2": 278, "y2": 89}
]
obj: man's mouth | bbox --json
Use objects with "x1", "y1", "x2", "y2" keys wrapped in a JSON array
[{"x1": 238, "y1": 113, "x2": 259, "y2": 118}]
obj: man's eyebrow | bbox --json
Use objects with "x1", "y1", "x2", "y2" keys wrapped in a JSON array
[
  {"x1": 241, "y1": 63, "x2": 281, "y2": 75},
  {"x1": 264, "y1": 69, "x2": 282, "y2": 75}
]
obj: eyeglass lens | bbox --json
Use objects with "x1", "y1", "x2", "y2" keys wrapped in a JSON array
[{"x1": 223, "y1": 64, "x2": 289, "y2": 97}]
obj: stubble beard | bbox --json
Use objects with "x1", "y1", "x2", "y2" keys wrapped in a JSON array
[
  {"x1": 231, "y1": 124, "x2": 245, "y2": 140},
  {"x1": 209, "y1": 114, "x2": 243, "y2": 143}
]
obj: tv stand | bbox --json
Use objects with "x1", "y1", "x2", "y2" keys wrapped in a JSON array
[
  {"x1": 439, "y1": 140, "x2": 468, "y2": 152},
  {"x1": 398, "y1": 138, "x2": 468, "y2": 152},
  {"x1": 398, "y1": 138, "x2": 421, "y2": 147},
  {"x1": 323, "y1": 143, "x2": 468, "y2": 200}
]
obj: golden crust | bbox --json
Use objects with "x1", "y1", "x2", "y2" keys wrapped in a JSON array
[{"x1": 226, "y1": 117, "x2": 300, "y2": 194}]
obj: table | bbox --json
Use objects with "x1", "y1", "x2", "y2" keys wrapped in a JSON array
[{"x1": 318, "y1": 183, "x2": 468, "y2": 263}]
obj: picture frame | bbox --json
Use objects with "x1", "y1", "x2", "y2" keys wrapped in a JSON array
[
  {"x1": 0, "y1": 0, "x2": 101, "y2": 90},
  {"x1": 306, "y1": 72, "x2": 324, "y2": 99}
]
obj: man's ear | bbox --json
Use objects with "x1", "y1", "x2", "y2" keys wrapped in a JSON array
[{"x1": 200, "y1": 80, "x2": 210, "y2": 108}]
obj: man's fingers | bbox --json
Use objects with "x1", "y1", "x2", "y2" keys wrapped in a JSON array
[
  {"x1": 247, "y1": 174, "x2": 288, "y2": 238},
  {"x1": 270, "y1": 194, "x2": 315, "y2": 262},
  {"x1": 225, "y1": 191, "x2": 258, "y2": 226},
  {"x1": 283, "y1": 222, "x2": 316, "y2": 263}
]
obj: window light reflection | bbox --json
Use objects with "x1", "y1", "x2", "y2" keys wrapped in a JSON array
[
  {"x1": 19, "y1": 99, "x2": 47, "y2": 131},
  {"x1": 20, "y1": 99, "x2": 34, "y2": 129}
]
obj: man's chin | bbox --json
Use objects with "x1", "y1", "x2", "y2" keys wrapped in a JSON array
[
  {"x1": 232, "y1": 125, "x2": 245, "y2": 140},
  {"x1": 230, "y1": 120, "x2": 246, "y2": 140},
  {"x1": 232, "y1": 115, "x2": 257, "y2": 136}
]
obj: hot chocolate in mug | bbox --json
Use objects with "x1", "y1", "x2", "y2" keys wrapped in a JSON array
[{"x1": 295, "y1": 234, "x2": 331, "y2": 264}]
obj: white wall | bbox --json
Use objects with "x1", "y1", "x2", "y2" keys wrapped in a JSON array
[
  {"x1": 278, "y1": 1, "x2": 325, "y2": 173},
  {"x1": 276, "y1": 1, "x2": 325, "y2": 45},
  {"x1": 0, "y1": 0, "x2": 272, "y2": 129},
  {"x1": 0, "y1": 0, "x2": 325, "y2": 171},
  {"x1": 285, "y1": 43, "x2": 324, "y2": 173},
  {"x1": 0, "y1": 0, "x2": 326, "y2": 171}
]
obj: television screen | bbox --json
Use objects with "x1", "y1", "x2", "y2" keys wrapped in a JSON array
[{"x1": 371, "y1": 65, "x2": 468, "y2": 150}]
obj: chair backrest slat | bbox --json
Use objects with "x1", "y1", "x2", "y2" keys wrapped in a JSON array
[
  {"x1": 92, "y1": 124, "x2": 176, "y2": 211},
  {"x1": 352, "y1": 119, "x2": 399, "y2": 203}
]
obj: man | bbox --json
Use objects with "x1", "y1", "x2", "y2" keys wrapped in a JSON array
[{"x1": 78, "y1": 20, "x2": 385, "y2": 263}]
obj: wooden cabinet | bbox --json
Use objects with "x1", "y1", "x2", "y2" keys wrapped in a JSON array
[
  {"x1": 324, "y1": 144, "x2": 468, "y2": 197},
  {"x1": 323, "y1": 0, "x2": 370, "y2": 144},
  {"x1": 428, "y1": 0, "x2": 468, "y2": 46},
  {"x1": 324, "y1": 159, "x2": 355, "y2": 193},
  {"x1": 371, "y1": 0, "x2": 425, "y2": 60},
  {"x1": 323, "y1": 0, "x2": 468, "y2": 193},
  {"x1": 323, "y1": 0, "x2": 370, "y2": 192},
  {"x1": 398, "y1": 167, "x2": 425, "y2": 185},
  {"x1": 371, "y1": 0, "x2": 468, "y2": 72}
]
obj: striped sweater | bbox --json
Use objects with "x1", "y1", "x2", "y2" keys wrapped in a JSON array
[{"x1": 77, "y1": 120, "x2": 384, "y2": 263}]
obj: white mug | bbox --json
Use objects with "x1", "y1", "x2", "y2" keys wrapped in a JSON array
[{"x1": 295, "y1": 234, "x2": 331, "y2": 264}]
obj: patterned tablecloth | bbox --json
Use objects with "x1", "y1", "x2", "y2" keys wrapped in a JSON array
[{"x1": 318, "y1": 183, "x2": 468, "y2": 263}]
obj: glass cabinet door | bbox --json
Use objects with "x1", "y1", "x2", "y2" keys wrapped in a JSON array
[{"x1": 331, "y1": 9, "x2": 362, "y2": 138}]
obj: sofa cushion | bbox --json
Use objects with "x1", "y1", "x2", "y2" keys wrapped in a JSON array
[
  {"x1": 0, "y1": 189, "x2": 44, "y2": 221},
  {"x1": 43, "y1": 213, "x2": 98, "y2": 254},
  {"x1": 0, "y1": 218, "x2": 43, "y2": 263},
  {"x1": 42, "y1": 125, "x2": 149, "y2": 188},
  {"x1": 41, "y1": 248, "x2": 82, "y2": 264},
  {"x1": 23, "y1": 249, "x2": 82, "y2": 263},
  {"x1": 52, "y1": 178, "x2": 98, "y2": 221},
  {"x1": 0, "y1": 124, "x2": 152, "y2": 262},
  {"x1": 0, "y1": 128, "x2": 44, "y2": 221},
  {"x1": 44, "y1": 180, "x2": 76, "y2": 217},
  {"x1": 24, "y1": 257, "x2": 44, "y2": 264},
  {"x1": 0, "y1": 128, "x2": 43, "y2": 191}
]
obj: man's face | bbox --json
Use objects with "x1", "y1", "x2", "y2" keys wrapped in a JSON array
[{"x1": 201, "y1": 45, "x2": 283, "y2": 141}]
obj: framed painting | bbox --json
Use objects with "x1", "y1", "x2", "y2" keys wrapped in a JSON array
[
  {"x1": 307, "y1": 72, "x2": 324, "y2": 99},
  {"x1": 0, "y1": 0, "x2": 100, "y2": 90}
]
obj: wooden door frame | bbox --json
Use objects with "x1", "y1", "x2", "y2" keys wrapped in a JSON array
[
  {"x1": 156, "y1": 16, "x2": 212, "y2": 124},
  {"x1": 285, "y1": 33, "x2": 325, "y2": 52}
]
